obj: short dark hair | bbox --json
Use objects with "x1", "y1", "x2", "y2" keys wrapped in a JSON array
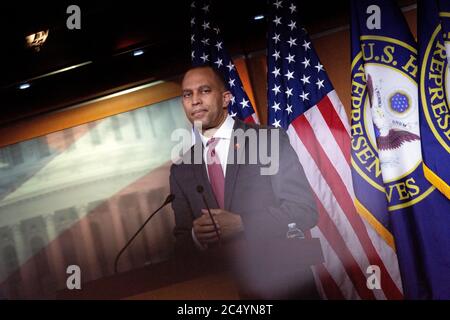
[{"x1": 183, "y1": 65, "x2": 229, "y2": 91}]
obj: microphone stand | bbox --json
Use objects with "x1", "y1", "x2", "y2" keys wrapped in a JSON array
[
  {"x1": 196, "y1": 185, "x2": 221, "y2": 244},
  {"x1": 114, "y1": 194, "x2": 175, "y2": 274}
]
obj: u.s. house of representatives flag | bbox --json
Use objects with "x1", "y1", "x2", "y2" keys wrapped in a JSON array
[
  {"x1": 418, "y1": 0, "x2": 450, "y2": 198},
  {"x1": 190, "y1": 0, "x2": 258, "y2": 123},
  {"x1": 268, "y1": 0, "x2": 402, "y2": 299},
  {"x1": 351, "y1": 0, "x2": 450, "y2": 299}
]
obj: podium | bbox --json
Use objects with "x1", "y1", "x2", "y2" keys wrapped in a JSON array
[{"x1": 57, "y1": 238, "x2": 323, "y2": 300}]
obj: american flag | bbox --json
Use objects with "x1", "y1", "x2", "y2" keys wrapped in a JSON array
[
  {"x1": 267, "y1": 0, "x2": 403, "y2": 299},
  {"x1": 190, "y1": 0, "x2": 258, "y2": 123}
]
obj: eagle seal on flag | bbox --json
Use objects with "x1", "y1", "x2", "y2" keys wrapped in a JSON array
[
  {"x1": 365, "y1": 70, "x2": 420, "y2": 177},
  {"x1": 366, "y1": 73, "x2": 420, "y2": 153}
]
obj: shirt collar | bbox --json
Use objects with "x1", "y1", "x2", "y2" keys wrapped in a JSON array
[{"x1": 199, "y1": 114, "x2": 235, "y2": 146}]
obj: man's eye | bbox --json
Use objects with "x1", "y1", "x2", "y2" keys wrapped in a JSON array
[
  {"x1": 202, "y1": 89, "x2": 211, "y2": 94},
  {"x1": 183, "y1": 93, "x2": 192, "y2": 98}
]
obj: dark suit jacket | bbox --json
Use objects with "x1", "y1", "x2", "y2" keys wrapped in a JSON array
[
  {"x1": 170, "y1": 118, "x2": 318, "y2": 246},
  {"x1": 170, "y1": 119, "x2": 319, "y2": 298},
  {"x1": 169, "y1": 119, "x2": 320, "y2": 298}
]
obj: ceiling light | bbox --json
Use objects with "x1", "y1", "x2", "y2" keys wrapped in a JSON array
[
  {"x1": 19, "y1": 83, "x2": 31, "y2": 90},
  {"x1": 253, "y1": 15, "x2": 264, "y2": 21},
  {"x1": 25, "y1": 30, "x2": 49, "y2": 52},
  {"x1": 133, "y1": 49, "x2": 144, "y2": 56}
]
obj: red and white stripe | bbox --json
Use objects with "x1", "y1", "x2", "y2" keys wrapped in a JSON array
[
  {"x1": 286, "y1": 90, "x2": 403, "y2": 300},
  {"x1": 243, "y1": 112, "x2": 259, "y2": 124}
]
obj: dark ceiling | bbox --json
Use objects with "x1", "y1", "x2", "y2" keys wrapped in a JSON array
[{"x1": 0, "y1": 0, "x2": 414, "y2": 125}]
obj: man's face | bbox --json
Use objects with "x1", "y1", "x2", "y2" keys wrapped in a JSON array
[{"x1": 181, "y1": 67, "x2": 231, "y2": 129}]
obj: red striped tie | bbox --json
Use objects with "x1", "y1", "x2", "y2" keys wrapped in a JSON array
[{"x1": 206, "y1": 138, "x2": 225, "y2": 209}]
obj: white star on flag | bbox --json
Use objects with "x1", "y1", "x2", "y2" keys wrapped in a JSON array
[
  {"x1": 214, "y1": 58, "x2": 223, "y2": 68},
  {"x1": 273, "y1": 0, "x2": 283, "y2": 9},
  {"x1": 272, "y1": 33, "x2": 281, "y2": 43},
  {"x1": 228, "y1": 78, "x2": 236, "y2": 87},
  {"x1": 272, "y1": 50, "x2": 281, "y2": 60},
  {"x1": 288, "y1": 20, "x2": 297, "y2": 30},
  {"x1": 300, "y1": 91, "x2": 310, "y2": 101},
  {"x1": 202, "y1": 21, "x2": 210, "y2": 30},
  {"x1": 226, "y1": 62, "x2": 235, "y2": 71},
  {"x1": 272, "y1": 84, "x2": 281, "y2": 95},
  {"x1": 240, "y1": 98, "x2": 250, "y2": 109},
  {"x1": 285, "y1": 53, "x2": 295, "y2": 63},
  {"x1": 289, "y1": 3, "x2": 296, "y2": 13},
  {"x1": 272, "y1": 67, "x2": 281, "y2": 77},
  {"x1": 315, "y1": 62, "x2": 324, "y2": 72},
  {"x1": 284, "y1": 70, "x2": 295, "y2": 80},
  {"x1": 273, "y1": 16, "x2": 282, "y2": 26},
  {"x1": 272, "y1": 119, "x2": 281, "y2": 128},
  {"x1": 302, "y1": 40, "x2": 311, "y2": 51},
  {"x1": 286, "y1": 104, "x2": 293, "y2": 114},
  {"x1": 285, "y1": 87, "x2": 293, "y2": 98},
  {"x1": 215, "y1": 41, "x2": 222, "y2": 50},
  {"x1": 300, "y1": 74, "x2": 310, "y2": 84},
  {"x1": 287, "y1": 37, "x2": 297, "y2": 47},
  {"x1": 302, "y1": 57, "x2": 310, "y2": 68},
  {"x1": 271, "y1": 101, "x2": 281, "y2": 112},
  {"x1": 316, "y1": 78, "x2": 324, "y2": 89},
  {"x1": 200, "y1": 53, "x2": 209, "y2": 62}
]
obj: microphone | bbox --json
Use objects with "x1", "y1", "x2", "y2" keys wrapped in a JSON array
[
  {"x1": 196, "y1": 185, "x2": 221, "y2": 243},
  {"x1": 114, "y1": 194, "x2": 175, "y2": 274}
]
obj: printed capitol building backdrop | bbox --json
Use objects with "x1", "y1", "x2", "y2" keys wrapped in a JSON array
[{"x1": 0, "y1": 96, "x2": 191, "y2": 299}]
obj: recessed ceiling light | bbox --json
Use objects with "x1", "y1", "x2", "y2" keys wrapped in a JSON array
[
  {"x1": 133, "y1": 49, "x2": 144, "y2": 56},
  {"x1": 253, "y1": 15, "x2": 264, "y2": 21},
  {"x1": 19, "y1": 83, "x2": 31, "y2": 90}
]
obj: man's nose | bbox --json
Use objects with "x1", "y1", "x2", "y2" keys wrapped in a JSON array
[{"x1": 192, "y1": 92, "x2": 201, "y2": 105}]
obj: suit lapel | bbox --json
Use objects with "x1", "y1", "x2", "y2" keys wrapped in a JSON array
[{"x1": 224, "y1": 120, "x2": 246, "y2": 210}]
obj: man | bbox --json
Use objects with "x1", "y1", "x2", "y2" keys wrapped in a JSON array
[{"x1": 170, "y1": 66, "x2": 320, "y2": 298}]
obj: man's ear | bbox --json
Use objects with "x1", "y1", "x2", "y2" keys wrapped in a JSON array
[{"x1": 222, "y1": 90, "x2": 231, "y2": 108}]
